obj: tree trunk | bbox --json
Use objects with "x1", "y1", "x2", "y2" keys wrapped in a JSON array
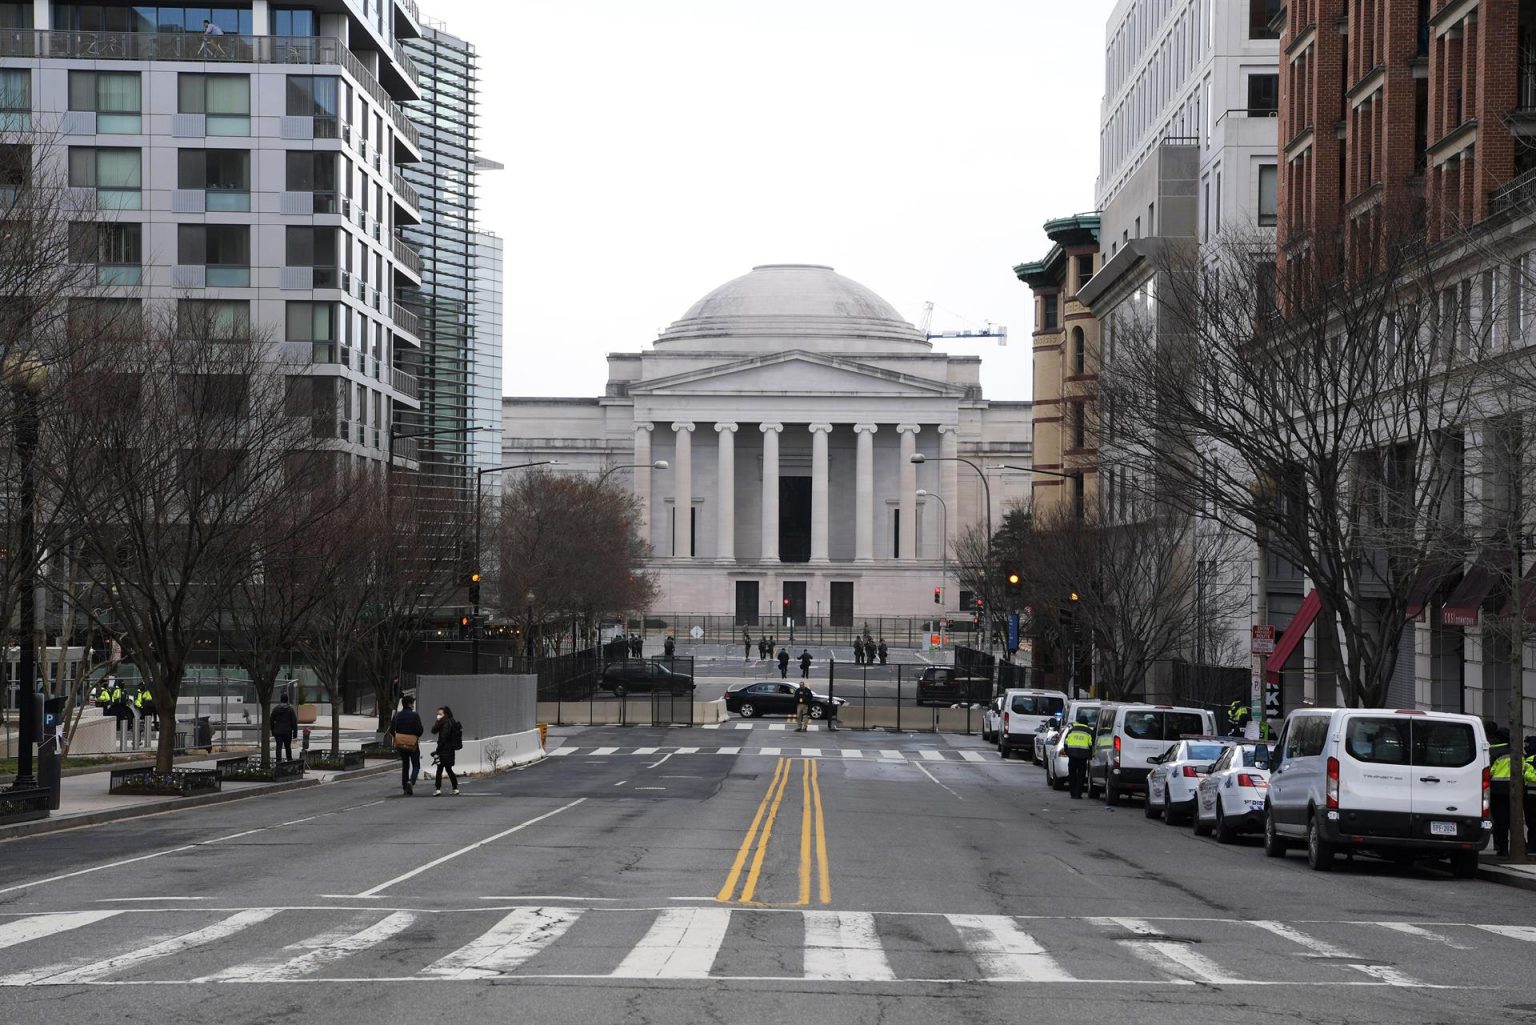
[{"x1": 330, "y1": 699, "x2": 341, "y2": 757}]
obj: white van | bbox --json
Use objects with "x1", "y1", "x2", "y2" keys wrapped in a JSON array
[
  {"x1": 1262, "y1": 707, "x2": 1489, "y2": 876},
  {"x1": 1042, "y1": 700, "x2": 1102, "y2": 789},
  {"x1": 1089, "y1": 703, "x2": 1216, "y2": 803},
  {"x1": 996, "y1": 688, "x2": 1069, "y2": 760}
]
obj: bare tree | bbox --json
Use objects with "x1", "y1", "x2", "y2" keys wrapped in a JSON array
[
  {"x1": 490, "y1": 470, "x2": 657, "y2": 656},
  {"x1": 48, "y1": 308, "x2": 308, "y2": 773}
]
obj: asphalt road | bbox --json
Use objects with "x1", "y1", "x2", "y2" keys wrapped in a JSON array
[{"x1": 1, "y1": 724, "x2": 1532, "y2": 1025}]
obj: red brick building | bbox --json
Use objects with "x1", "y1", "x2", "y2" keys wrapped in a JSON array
[{"x1": 1277, "y1": 0, "x2": 1536, "y2": 288}]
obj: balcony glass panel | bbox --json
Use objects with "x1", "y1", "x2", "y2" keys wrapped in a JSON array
[
  {"x1": 206, "y1": 266, "x2": 249, "y2": 287},
  {"x1": 206, "y1": 190, "x2": 249, "y2": 212}
]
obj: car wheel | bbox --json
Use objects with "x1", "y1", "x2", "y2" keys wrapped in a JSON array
[
  {"x1": 1215, "y1": 804, "x2": 1235, "y2": 844},
  {"x1": 1306, "y1": 813, "x2": 1335, "y2": 872},
  {"x1": 738, "y1": 702, "x2": 757, "y2": 718},
  {"x1": 998, "y1": 741, "x2": 1009, "y2": 760},
  {"x1": 1451, "y1": 850, "x2": 1479, "y2": 879},
  {"x1": 809, "y1": 704, "x2": 826, "y2": 720},
  {"x1": 1192, "y1": 802, "x2": 1212, "y2": 837},
  {"x1": 1263, "y1": 806, "x2": 1288, "y2": 858},
  {"x1": 1163, "y1": 792, "x2": 1179, "y2": 826}
]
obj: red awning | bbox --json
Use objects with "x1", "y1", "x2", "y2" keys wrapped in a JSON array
[
  {"x1": 1500, "y1": 562, "x2": 1536, "y2": 625},
  {"x1": 1441, "y1": 550, "x2": 1509, "y2": 627},
  {"x1": 1406, "y1": 560, "x2": 1463, "y2": 620},
  {"x1": 1266, "y1": 588, "x2": 1321, "y2": 685}
]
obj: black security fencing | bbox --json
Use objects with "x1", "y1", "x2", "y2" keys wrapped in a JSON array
[
  {"x1": 540, "y1": 656, "x2": 698, "y2": 727},
  {"x1": 822, "y1": 662, "x2": 990, "y2": 735}
]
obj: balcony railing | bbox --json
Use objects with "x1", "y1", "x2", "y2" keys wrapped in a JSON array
[
  {"x1": 1521, "y1": 59, "x2": 1536, "y2": 112},
  {"x1": 392, "y1": 235, "x2": 422, "y2": 276},
  {"x1": 392, "y1": 301, "x2": 421, "y2": 338},
  {"x1": 393, "y1": 41, "x2": 421, "y2": 89},
  {"x1": 392, "y1": 171, "x2": 421, "y2": 211},
  {"x1": 1490, "y1": 165, "x2": 1536, "y2": 214},
  {"x1": 391, "y1": 365, "x2": 419, "y2": 400},
  {"x1": 397, "y1": 0, "x2": 422, "y2": 28},
  {"x1": 0, "y1": 30, "x2": 420, "y2": 155}
]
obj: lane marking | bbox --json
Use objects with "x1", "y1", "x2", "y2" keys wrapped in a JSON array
[
  {"x1": 633, "y1": 747, "x2": 660, "y2": 755},
  {"x1": 613, "y1": 781, "x2": 628, "y2": 787},
  {"x1": 550, "y1": 748, "x2": 577, "y2": 757},
  {"x1": 803, "y1": 911, "x2": 894, "y2": 981},
  {"x1": 611, "y1": 908, "x2": 731, "y2": 978},
  {"x1": 880, "y1": 750, "x2": 903, "y2": 760},
  {"x1": 424, "y1": 906, "x2": 583, "y2": 979},
  {"x1": 715, "y1": 758, "x2": 788, "y2": 903},
  {"x1": 1248, "y1": 920, "x2": 1356, "y2": 960},
  {"x1": 840, "y1": 749, "x2": 863, "y2": 759},
  {"x1": 799, "y1": 748, "x2": 822, "y2": 757},
  {"x1": 98, "y1": 897, "x2": 206, "y2": 903},
  {"x1": 770, "y1": 724, "x2": 789, "y2": 732},
  {"x1": 1373, "y1": 922, "x2": 1469, "y2": 949},
  {"x1": 1119, "y1": 939, "x2": 1245, "y2": 986},
  {"x1": 476, "y1": 897, "x2": 617, "y2": 902},
  {"x1": 350, "y1": 798, "x2": 587, "y2": 898},
  {"x1": 947, "y1": 914, "x2": 1074, "y2": 982},
  {"x1": 201, "y1": 911, "x2": 416, "y2": 982},
  {"x1": 915, "y1": 761, "x2": 964, "y2": 801},
  {"x1": 811, "y1": 758, "x2": 830, "y2": 906},
  {"x1": 676, "y1": 747, "x2": 700, "y2": 754},
  {"x1": 716, "y1": 747, "x2": 741, "y2": 755},
  {"x1": 591, "y1": 747, "x2": 619, "y2": 756},
  {"x1": 0, "y1": 911, "x2": 120, "y2": 951},
  {"x1": 919, "y1": 750, "x2": 944, "y2": 761},
  {"x1": 3, "y1": 909, "x2": 279, "y2": 986},
  {"x1": 1347, "y1": 964, "x2": 1425, "y2": 987},
  {"x1": 960, "y1": 751, "x2": 987, "y2": 763},
  {"x1": 645, "y1": 752, "x2": 674, "y2": 769},
  {"x1": 738, "y1": 758, "x2": 794, "y2": 904},
  {"x1": 798, "y1": 760, "x2": 813, "y2": 906},
  {"x1": 733, "y1": 723, "x2": 753, "y2": 730},
  {"x1": 761, "y1": 747, "x2": 782, "y2": 756},
  {"x1": 1474, "y1": 925, "x2": 1536, "y2": 942}
]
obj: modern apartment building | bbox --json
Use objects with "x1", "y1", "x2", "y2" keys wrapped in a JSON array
[
  {"x1": 1013, "y1": 214, "x2": 1101, "y2": 521},
  {"x1": 470, "y1": 228, "x2": 503, "y2": 497},
  {"x1": 0, "y1": 0, "x2": 430, "y2": 472}
]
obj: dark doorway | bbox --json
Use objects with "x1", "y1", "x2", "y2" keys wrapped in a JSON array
[
  {"x1": 735, "y1": 580, "x2": 759, "y2": 626},
  {"x1": 779, "y1": 476, "x2": 811, "y2": 562},
  {"x1": 829, "y1": 582, "x2": 854, "y2": 627},
  {"x1": 782, "y1": 581, "x2": 806, "y2": 627}
]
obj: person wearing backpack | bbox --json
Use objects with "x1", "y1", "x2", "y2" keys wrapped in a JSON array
[{"x1": 431, "y1": 705, "x2": 463, "y2": 796}]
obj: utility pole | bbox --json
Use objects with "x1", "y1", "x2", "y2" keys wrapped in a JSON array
[{"x1": 1510, "y1": 540, "x2": 1526, "y2": 861}]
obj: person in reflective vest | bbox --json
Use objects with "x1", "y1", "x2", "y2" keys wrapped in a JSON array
[
  {"x1": 1524, "y1": 736, "x2": 1536, "y2": 852},
  {"x1": 1062, "y1": 719, "x2": 1094, "y2": 800},
  {"x1": 1489, "y1": 725, "x2": 1512, "y2": 856},
  {"x1": 1227, "y1": 701, "x2": 1251, "y2": 737}
]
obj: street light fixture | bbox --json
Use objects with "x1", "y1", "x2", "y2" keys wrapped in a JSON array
[
  {"x1": 916, "y1": 489, "x2": 949, "y2": 649},
  {"x1": 594, "y1": 459, "x2": 668, "y2": 488},
  {"x1": 471, "y1": 460, "x2": 559, "y2": 672}
]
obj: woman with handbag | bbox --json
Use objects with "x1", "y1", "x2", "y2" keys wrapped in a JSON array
[
  {"x1": 391, "y1": 695, "x2": 425, "y2": 795},
  {"x1": 431, "y1": 705, "x2": 463, "y2": 796}
]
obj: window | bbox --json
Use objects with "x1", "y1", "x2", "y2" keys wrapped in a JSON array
[
  {"x1": 1071, "y1": 403, "x2": 1087, "y2": 450},
  {"x1": 286, "y1": 301, "x2": 336, "y2": 360},
  {"x1": 1247, "y1": 74, "x2": 1279, "y2": 117},
  {"x1": 178, "y1": 74, "x2": 251, "y2": 136},
  {"x1": 68, "y1": 221, "x2": 141, "y2": 284},
  {"x1": 286, "y1": 75, "x2": 339, "y2": 137},
  {"x1": 1257, "y1": 165, "x2": 1277, "y2": 226},
  {"x1": 0, "y1": 142, "x2": 27, "y2": 203},
  {"x1": 1249, "y1": 0, "x2": 1281, "y2": 39},
  {"x1": 68, "y1": 297, "x2": 140, "y2": 339},
  {"x1": 285, "y1": 151, "x2": 337, "y2": 211},
  {"x1": 56, "y1": 5, "x2": 250, "y2": 33},
  {"x1": 1255, "y1": 260, "x2": 1277, "y2": 318},
  {"x1": 68, "y1": 71, "x2": 140, "y2": 133},
  {"x1": 1071, "y1": 326, "x2": 1086, "y2": 374},
  {"x1": 67, "y1": 147, "x2": 141, "y2": 209},
  {"x1": 1009, "y1": 695, "x2": 1065, "y2": 716},
  {"x1": 0, "y1": 69, "x2": 30, "y2": 130},
  {"x1": 285, "y1": 227, "x2": 338, "y2": 287},
  {"x1": 177, "y1": 224, "x2": 249, "y2": 286},
  {"x1": 270, "y1": 7, "x2": 315, "y2": 35},
  {"x1": 177, "y1": 299, "x2": 250, "y2": 341},
  {"x1": 177, "y1": 149, "x2": 250, "y2": 211},
  {"x1": 1075, "y1": 253, "x2": 1093, "y2": 288},
  {"x1": 1042, "y1": 293, "x2": 1059, "y2": 330}
]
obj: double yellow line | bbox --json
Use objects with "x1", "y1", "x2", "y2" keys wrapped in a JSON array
[{"x1": 716, "y1": 757, "x2": 830, "y2": 906}]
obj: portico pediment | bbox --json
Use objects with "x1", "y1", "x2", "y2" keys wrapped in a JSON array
[{"x1": 627, "y1": 350, "x2": 960, "y2": 398}]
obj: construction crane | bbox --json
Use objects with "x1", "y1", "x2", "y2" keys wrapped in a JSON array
[{"x1": 919, "y1": 300, "x2": 1008, "y2": 347}]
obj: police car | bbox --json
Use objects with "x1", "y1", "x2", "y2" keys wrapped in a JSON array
[
  {"x1": 1144, "y1": 736, "x2": 1235, "y2": 825},
  {"x1": 1193, "y1": 741, "x2": 1272, "y2": 842}
]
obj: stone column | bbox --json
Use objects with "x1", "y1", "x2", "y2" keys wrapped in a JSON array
[
  {"x1": 809, "y1": 423, "x2": 832, "y2": 563},
  {"x1": 760, "y1": 422, "x2": 783, "y2": 563},
  {"x1": 938, "y1": 424, "x2": 960, "y2": 560},
  {"x1": 634, "y1": 422, "x2": 654, "y2": 549},
  {"x1": 715, "y1": 422, "x2": 737, "y2": 561},
  {"x1": 854, "y1": 424, "x2": 878, "y2": 561},
  {"x1": 671, "y1": 421, "x2": 694, "y2": 558},
  {"x1": 897, "y1": 424, "x2": 922, "y2": 560}
]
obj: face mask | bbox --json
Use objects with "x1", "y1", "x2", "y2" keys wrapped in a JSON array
[{"x1": 436, "y1": 713, "x2": 444, "y2": 720}]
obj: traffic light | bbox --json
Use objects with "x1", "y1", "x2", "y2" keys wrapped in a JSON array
[
  {"x1": 974, "y1": 596, "x2": 985, "y2": 612},
  {"x1": 783, "y1": 597, "x2": 791, "y2": 608},
  {"x1": 468, "y1": 570, "x2": 481, "y2": 605},
  {"x1": 1003, "y1": 560, "x2": 1023, "y2": 599},
  {"x1": 458, "y1": 613, "x2": 470, "y2": 639},
  {"x1": 1069, "y1": 591, "x2": 1080, "y2": 603},
  {"x1": 933, "y1": 586, "x2": 942, "y2": 604}
]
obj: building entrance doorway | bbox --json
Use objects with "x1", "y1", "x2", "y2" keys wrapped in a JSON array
[
  {"x1": 734, "y1": 580, "x2": 759, "y2": 626},
  {"x1": 829, "y1": 581, "x2": 854, "y2": 627},
  {"x1": 779, "y1": 476, "x2": 811, "y2": 562},
  {"x1": 781, "y1": 581, "x2": 806, "y2": 627}
]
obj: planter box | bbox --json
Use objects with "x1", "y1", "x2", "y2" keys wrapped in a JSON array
[
  {"x1": 0, "y1": 786, "x2": 50, "y2": 825},
  {"x1": 219, "y1": 758, "x2": 305, "y2": 783},
  {"x1": 109, "y1": 767, "x2": 222, "y2": 797},
  {"x1": 302, "y1": 749, "x2": 364, "y2": 771},
  {"x1": 359, "y1": 744, "x2": 397, "y2": 760}
]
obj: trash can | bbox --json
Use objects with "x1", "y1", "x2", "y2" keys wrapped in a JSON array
[{"x1": 178, "y1": 716, "x2": 214, "y2": 753}]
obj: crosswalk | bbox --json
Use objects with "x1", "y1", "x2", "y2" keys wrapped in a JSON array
[
  {"x1": 550, "y1": 745, "x2": 995, "y2": 764},
  {"x1": 0, "y1": 905, "x2": 1527, "y2": 988}
]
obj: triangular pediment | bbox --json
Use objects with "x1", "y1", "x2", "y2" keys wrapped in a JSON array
[{"x1": 628, "y1": 350, "x2": 960, "y2": 397}]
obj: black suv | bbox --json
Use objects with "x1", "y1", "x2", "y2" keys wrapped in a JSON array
[{"x1": 599, "y1": 660, "x2": 696, "y2": 696}]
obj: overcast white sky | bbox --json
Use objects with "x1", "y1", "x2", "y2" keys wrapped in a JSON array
[{"x1": 424, "y1": 0, "x2": 1116, "y2": 402}]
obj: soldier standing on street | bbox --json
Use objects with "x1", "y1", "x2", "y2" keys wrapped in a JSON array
[
  {"x1": 877, "y1": 638, "x2": 888, "y2": 665},
  {"x1": 853, "y1": 639, "x2": 863, "y2": 665},
  {"x1": 743, "y1": 629, "x2": 752, "y2": 662}
]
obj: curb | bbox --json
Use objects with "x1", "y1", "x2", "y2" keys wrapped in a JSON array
[
  {"x1": 0, "y1": 776, "x2": 323, "y2": 842},
  {"x1": 1477, "y1": 863, "x2": 1536, "y2": 893}
]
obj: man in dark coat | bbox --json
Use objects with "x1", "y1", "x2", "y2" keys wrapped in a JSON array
[
  {"x1": 270, "y1": 693, "x2": 299, "y2": 762},
  {"x1": 799, "y1": 649, "x2": 813, "y2": 679},
  {"x1": 877, "y1": 639, "x2": 889, "y2": 665},
  {"x1": 777, "y1": 647, "x2": 790, "y2": 679},
  {"x1": 390, "y1": 695, "x2": 425, "y2": 795}
]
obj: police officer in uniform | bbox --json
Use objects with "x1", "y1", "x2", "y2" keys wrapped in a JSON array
[
  {"x1": 1227, "y1": 700, "x2": 1251, "y2": 737},
  {"x1": 1490, "y1": 725, "x2": 1513, "y2": 856},
  {"x1": 1062, "y1": 717, "x2": 1095, "y2": 799}
]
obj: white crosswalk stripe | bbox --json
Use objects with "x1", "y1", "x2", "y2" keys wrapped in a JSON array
[{"x1": 0, "y1": 909, "x2": 1525, "y2": 987}]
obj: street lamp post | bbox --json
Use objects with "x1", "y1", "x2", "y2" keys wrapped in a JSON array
[
  {"x1": 5, "y1": 362, "x2": 41, "y2": 791},
  {"x1": 594, "y1": 460, "x2": 669, "y2": 489},
  {"x1": 912, "y1": 453, "x2": 992, "y2": 651},
  {"x1": 916, "y1": 489, "x2": 948, "y2": 649},
  {"x1": 471, "y1": 460, "x2": 559, "y2": 673}
]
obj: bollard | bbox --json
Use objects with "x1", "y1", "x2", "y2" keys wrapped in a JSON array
[{"x1": 537, "y1": 722, "x2": 547, "y2": 748}]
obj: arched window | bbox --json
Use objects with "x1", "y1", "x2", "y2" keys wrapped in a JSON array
[{"x1": 1071, "y1": 326, "x2": 1086, "y2": 375}]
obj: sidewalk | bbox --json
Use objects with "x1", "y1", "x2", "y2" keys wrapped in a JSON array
[
  {"x1": 1478, "y1": 857, "x2": 1536, "y2": 893},
  {"x1": 0, "y1": 715, "x2": 391, "y2": 842}
]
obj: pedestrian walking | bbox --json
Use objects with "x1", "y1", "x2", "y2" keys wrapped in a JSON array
[
  {"x1": 634, "y1": 633, "x2": 645, "y2": 657},
  {"x1": 390, "y1": 695, "x2": 424, "y2": 795},
  {"x1": 777, "y1": 646, "x2": 790, "y2": 679},
  {"x1": 794, "y1": 680, "x2": 814, "y2": 731},
  {"x1": 1061, "y1": 716, "x2": 1094, "y2": 798},
  {"x1": 877, "y1": 638, "x2": 888, "y2": 664},
  {"x1": 799, "y1": 649, "x2": 812, "y2": 679},
  {"x1": 664, "y1": 635, "x2": 676, "y2": 661},
  {"x1": 743, "y1": 629, "x2": 752, "y2": 662},
  {"x1": 431, "y1": 705, "x2": 463, "y2": 796},
  {"x1": 270, "y1": 692, "x2": 299, "y2": 762}
]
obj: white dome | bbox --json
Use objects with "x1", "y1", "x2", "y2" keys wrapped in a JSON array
[{"x1": 654, "y1": 265, "x2": 929, "y2": 352}]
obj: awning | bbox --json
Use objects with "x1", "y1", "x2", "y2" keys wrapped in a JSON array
[
  {"x1": 1266, "y1": 587, "x2": 1321, "y2": 685},
  {"x1": 1441, "y1": 549, "x2": 1511, "y2": 627},
  {"x1": 1405, "y1": 560, "x2": 1463, "y2": 620},
  {"x1": 1499, "y1": 562, "x2": 1536, "y2": 625}
]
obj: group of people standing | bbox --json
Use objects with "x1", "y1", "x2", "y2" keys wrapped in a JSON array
[
  {"x1": 850, "y1": 637, "x2": 888, "y2": 665},
  {"x1": 1489, "y1": 724, "x2": 1536, "y2": 856},
  {"x1": 389, "y1": 696, "x2": 464, "y2": 797}
]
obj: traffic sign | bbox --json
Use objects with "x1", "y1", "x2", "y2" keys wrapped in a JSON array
[
  {"x1": 1250, "y1": 625, "x2": 1275, "y2": 655},
  {"x1": 689, "y1": 626, "x2": 704, "y2": 640},
  {"x1": 1264, "y1": 682, "x2": 1283, "y2": 719}
]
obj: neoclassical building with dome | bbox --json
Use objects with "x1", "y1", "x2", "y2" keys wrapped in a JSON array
[{"x1": 501, "y1": 264, "x2": 1032, "y2": 621}]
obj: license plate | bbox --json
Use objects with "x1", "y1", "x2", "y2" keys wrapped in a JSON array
[
  {"x1": 1247, "y1": 801, "x2": 1265, "y2": 812},
  {"x1": 1430, "y1": 821, "x2": 1457, "y2": 837}
]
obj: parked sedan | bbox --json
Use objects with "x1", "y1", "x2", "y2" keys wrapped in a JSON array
[
  {"x1": 981, "y1": 697, "x2": 1004, "y2": 743},
  {"x1": 1194, "y1": 742, "x2": 1271, "y2": 842},
  {"x1": 1145, "y1": 738, "x2": 1234, "y2": 824},
  {"x1": 1033, "y1": 717, "x2": 1061, "y2": 766},
  {"x1": 724, "y1": 682, "x2": 847, "y2": 720},
  {"x1": 600, "y1": 660, "x2": 696, "y2": 696}
]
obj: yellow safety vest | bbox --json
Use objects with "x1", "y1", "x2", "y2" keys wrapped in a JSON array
[
  {"x1": 1493, "y1": 754, "x2": 1511, "y2": 781},
  {"x1": 1063, "y1": 725, "x2": 1093, "y2": 751}
]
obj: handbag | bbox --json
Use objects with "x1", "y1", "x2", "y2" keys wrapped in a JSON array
[{"x1": 393, "y1": 732, "x2": 418, "y2": 751}]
